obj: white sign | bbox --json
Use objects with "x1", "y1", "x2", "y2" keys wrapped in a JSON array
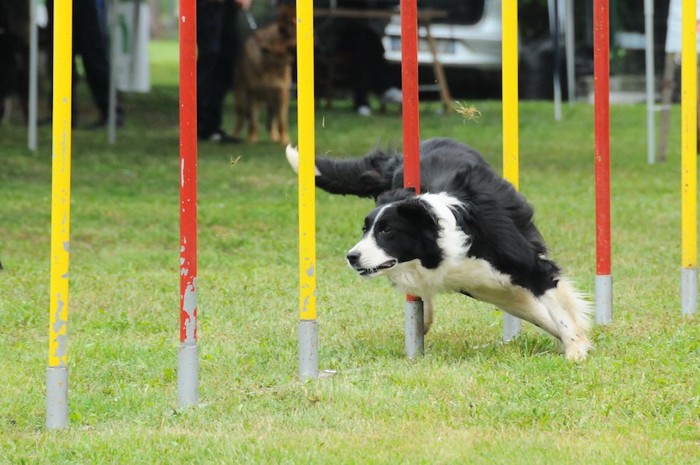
[
  {"x1": 113, "y1": 2, "x2": 150, "y2": 92},
  {"x1": 665, "y1": 0, "x2": 700, "y2": 53}
]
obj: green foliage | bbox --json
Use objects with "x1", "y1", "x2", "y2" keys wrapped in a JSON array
[{"x1": 0, "y1": 41, "x2": 697, "y2": 464}]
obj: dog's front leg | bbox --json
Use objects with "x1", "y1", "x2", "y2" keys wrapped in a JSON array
[
  {"x1": 278, "y1": 88, "x2": 290, "y2": 145},
  {"x1": 233, "y1": 103, "x2": 245, "y2": 140},
  {"x1": 248, "y1": 101, "x2": 260, "y2": 143}
]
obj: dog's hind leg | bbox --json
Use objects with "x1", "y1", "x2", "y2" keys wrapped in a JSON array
[
  {"x1": 540, "y1": 279, "x2": 592, "y2": 361},
  {"x1": 269, "y1": 115, "x2": 280, "y2": 143},
  {"x1": 423, "y1": 298, "x2": 434, "y2": 334},
  {"x1": 233, "y1": 97, "x2": 245, "y2": 139},
  {"x1": 278, "y1": 88, "x2": 290, "y2": 145},
  {"x1": 267, "y1": 94, "x2": 281, "y2": 142},
  {"x1": 232, "y1": 112, "x2": 245, "y2": 140},
  {"x1": 502, "y1": 296, "x2": 562, "y2": 342},
  {"x1": 248, "y1": 101, "x2": 260, "y2": 143}
]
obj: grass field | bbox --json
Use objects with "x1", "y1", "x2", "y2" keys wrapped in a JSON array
[{"x1": 1, "y1": 40, "x2": 698, "y2": 464}]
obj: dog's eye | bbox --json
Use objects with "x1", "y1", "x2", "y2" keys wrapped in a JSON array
[
  {"x1": 362, "y1": 225, "x2": 368, "y2": 233},
  {"x1": 377, "y1": 225, "x2": 391, "y2": 235}
]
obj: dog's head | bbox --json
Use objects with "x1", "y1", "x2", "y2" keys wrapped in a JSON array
[
  {"x1": 346, "y1": 191, "x2": 445, "y2": 278},
  {"x1": 276, "y1": 3, "x2": 297, "y2": 43}
]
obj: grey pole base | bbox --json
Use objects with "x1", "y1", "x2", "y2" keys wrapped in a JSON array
[
  {"x1": 404, "y1": 299, "x2": 424, "y2": 359},
  {"x1": 298, "y1": 319, "x2": 319, "y2": 380},
  {"x1": 177, "y1": 343, "x2": 199, "y2": 408},
  {"x1": 46, "y1": 366, "x2": 68, "y2": 429},
  {"x1": 502, "y1": 314, "x2": 521, "y2": 342},
  {"x1": 595, "y1": 274, "x2": 613, "y2": 324},
  {"x1": 681, "y1": 267, "x2": 698, "y2": 316}
]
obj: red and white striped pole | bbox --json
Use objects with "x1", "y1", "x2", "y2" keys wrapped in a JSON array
[
  {"x1": 178, "y1": 0, "x2": 199, "y2": 407},
  {"x1": 400, "y1": 0, "x2": 423, "y2": 358},
  {"x1": 594, "y1": 0, "x2": 612, "y2": 324}
]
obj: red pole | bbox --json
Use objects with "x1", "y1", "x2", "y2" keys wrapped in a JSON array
[
  {"x1": 594, "y1": 0, "x2": 612, "y2": 323},
  {"x1": 400, "y1": 0, "x2": 423, "y2": 357},
  {"x1": 178, "y1": 0, "x2": 198, "y2": 406},
  {"x1": 401, "y1": 0, "x2": 420, "y2": 192},
  {"x1": 594, "y1": 0, "x2": 610, "y2": 275}
]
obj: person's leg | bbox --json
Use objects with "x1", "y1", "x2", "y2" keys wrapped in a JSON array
[
  {"x1": 361, "y1": 26, "x2": 401, "y2": 105},
  {"x1": 197, "y1": 0, "x2": 238, "y2": 139},
  {"x1": 346, "y1": 25, "x2": 372, "y2": 112},
  {"x1": 73, "y1": 0, "x2": 122, "y2": 125}
]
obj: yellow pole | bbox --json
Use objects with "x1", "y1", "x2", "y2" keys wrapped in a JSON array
[
  {"x1": 49, "y1": 0, "x2": 72, "y2": 370},
  {"x1": 296, "y1": 0, "x2": 318, "y2": 378},
  {"x1": 502, "y1": 0, "x2": 521, "y2": 339},
  {"x1": 681, "y1": 0, "x2": 698, "y2": 315},
  {"x1": 47, "y1": 0, "x2": 72, "y2": 429},
  {"x1": 502, "y1": 0, "x2": 519, "y2": 190}
]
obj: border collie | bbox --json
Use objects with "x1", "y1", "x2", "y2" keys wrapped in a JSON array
[{"x1": 285, "y1": 138, "x2": 592, "y2": 361}]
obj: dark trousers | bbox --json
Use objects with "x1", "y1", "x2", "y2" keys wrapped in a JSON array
[
  {"x1": 47, "y1": 0, "x2": 121, "y2": 121},
  {"x1": 337, "y1": 22, "x2": 389, "y2": 109},
  {"x1": 196, "y1": 0, "x2": 239, "y2": 137}
]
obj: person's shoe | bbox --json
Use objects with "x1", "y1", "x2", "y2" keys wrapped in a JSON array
[
  {"x1": 198, "y1": 130, "x2": 241, "y2": 144},
  {"x1": 357, "y1": 105, "x2": 372, "y2": 117},
  {"x1": 380, "y1": 87, "x2": 403, "y2": 105}
]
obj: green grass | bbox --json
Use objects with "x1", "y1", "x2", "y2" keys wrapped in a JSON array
[{"x1": 0, "y1": 40, "x2": 698, "y2": 464}]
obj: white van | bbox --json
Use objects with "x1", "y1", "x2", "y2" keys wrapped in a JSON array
[{"x1": 381, "y1": 0, "x2": 502, "y2": 71}]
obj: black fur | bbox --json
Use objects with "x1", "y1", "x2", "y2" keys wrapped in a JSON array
[
  {"x1": 361, "y1": 198, "x2": 444, "y2": 271},
  {"x1": 314, "y1": 137, "x2": 561, "y2": 297}
]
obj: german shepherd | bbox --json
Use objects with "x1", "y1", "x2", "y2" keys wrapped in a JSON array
[{"x1": 233, "y1": 5, "x2": 296, "y2": 144}]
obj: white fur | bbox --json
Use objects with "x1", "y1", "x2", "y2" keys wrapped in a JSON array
[
  {"x1": 346, "y1": 205, "x2": 396, "y2": 272},
  {"x1": 349, "y1": 192, "x2": 593, "y2": 361},
  {"x1": 285, "y1": 145, "x2": 321, "y2": 175}
]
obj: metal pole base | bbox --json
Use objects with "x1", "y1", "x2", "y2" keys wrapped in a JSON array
[
  {"x1": 177, "y1": 343, "x2": 199, "y2": 408},
  {"x1": 46, "y1": 366, "x2": 68, "y2": 429},
  {"x1": 298, "y1": 320, "x2": 318, "y2": 380},
  {"x1": 681, "y1": 267, "x2": 698, "y2": 316},
  {"x1": 502, "y1": 314, "x2": 521, "y2": 342},
  {"x1": 595, "y1": 274, "x2": 613, "y2": 324},
  {"x1": 404, "y1": 298, "x2": 424, "y2": 359}
]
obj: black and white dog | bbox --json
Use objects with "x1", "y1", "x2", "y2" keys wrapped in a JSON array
[{"x1": 285, "y1": 138, "x2": 592, "y2": 361}]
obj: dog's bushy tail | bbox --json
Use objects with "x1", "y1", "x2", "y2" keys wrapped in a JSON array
[{"x1": 286, "y1": 145, "x2": 401, "y2": 199}]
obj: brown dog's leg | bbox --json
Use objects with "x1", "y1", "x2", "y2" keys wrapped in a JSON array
[
  {"x1": 268, "y1": 95, "x2": 281, "y2": 143},
  {"x1": 232, "y1": 104, "x2": 245, "y2": 140},
  {"x1": 248, "y1": 101, "x2": 259, "y2": 143},
  {"x1": 278, "y1": 88, "x2": 290, "y2": 145}
]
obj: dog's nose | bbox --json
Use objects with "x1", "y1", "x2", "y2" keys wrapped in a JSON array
[{"x1": 346, "y1": 251, "x2": 360, "y2": 266}]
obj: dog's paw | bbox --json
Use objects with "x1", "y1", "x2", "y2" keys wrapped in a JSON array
[
  {"x1": 285, "y1": 145, "x2": 320, "y2": 175},
  {"x1": 564, "y1": 338, "x2": 592, "y2": 362}
]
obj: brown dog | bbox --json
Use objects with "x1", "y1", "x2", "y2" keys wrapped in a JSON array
[{"x1": 233, "y1": 5, "x2": 296, "y2": 144}]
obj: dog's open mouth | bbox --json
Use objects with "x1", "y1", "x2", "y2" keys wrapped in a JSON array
[{"x1": 356, "y1": 259, "x2": 397, "y2": 276}]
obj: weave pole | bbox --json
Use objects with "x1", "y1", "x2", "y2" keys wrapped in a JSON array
[
  {"x1": 594, "y1": 0, "x2": 612, "y2": 324},
  {"x1": 400, "y1": 0, "x2": 424, "y2": 358},
  {"x1": 46, "y1": 0, "x2": 73, "y2": 430},
  {"x1": 297, "y1": 0, "x2": 319, "y2": 380},
  {"x1": 644, "y1": 0, "x2": 655, "y2": 164},
  {"x1": 501, "y1": 0, "x2": 522, "y2": 341},
  {"x1": 178, "y1": 0, "x2": 199, "y2": 407},
  {"x1": 28, "y1": 0, "x2": 39, "y2": 151},
  {"x1": 680, "y1": 0, "x2": 698, "y2": 315}
]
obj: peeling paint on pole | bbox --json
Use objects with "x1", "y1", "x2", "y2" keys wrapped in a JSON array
[
  {"x1": 178, "y1": 0, "x2": 199, "y2": 407},
  {"x1": 183, "y1": 278, "x2": 197, "y2": 343},
  {"x1": 296, "y1": 0, "x2": 319, "y2": 380},
  {"x1": 47, "y1": 0, "x2": 73, "y2": 428}
]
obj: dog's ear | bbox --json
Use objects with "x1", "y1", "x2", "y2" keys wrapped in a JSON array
[
  {"x1": 395, "y1": 198, "x2": 438, "y2": 229},
  {"x1": 376, "y1": 188, "x2": 415, "y2": 206}
]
